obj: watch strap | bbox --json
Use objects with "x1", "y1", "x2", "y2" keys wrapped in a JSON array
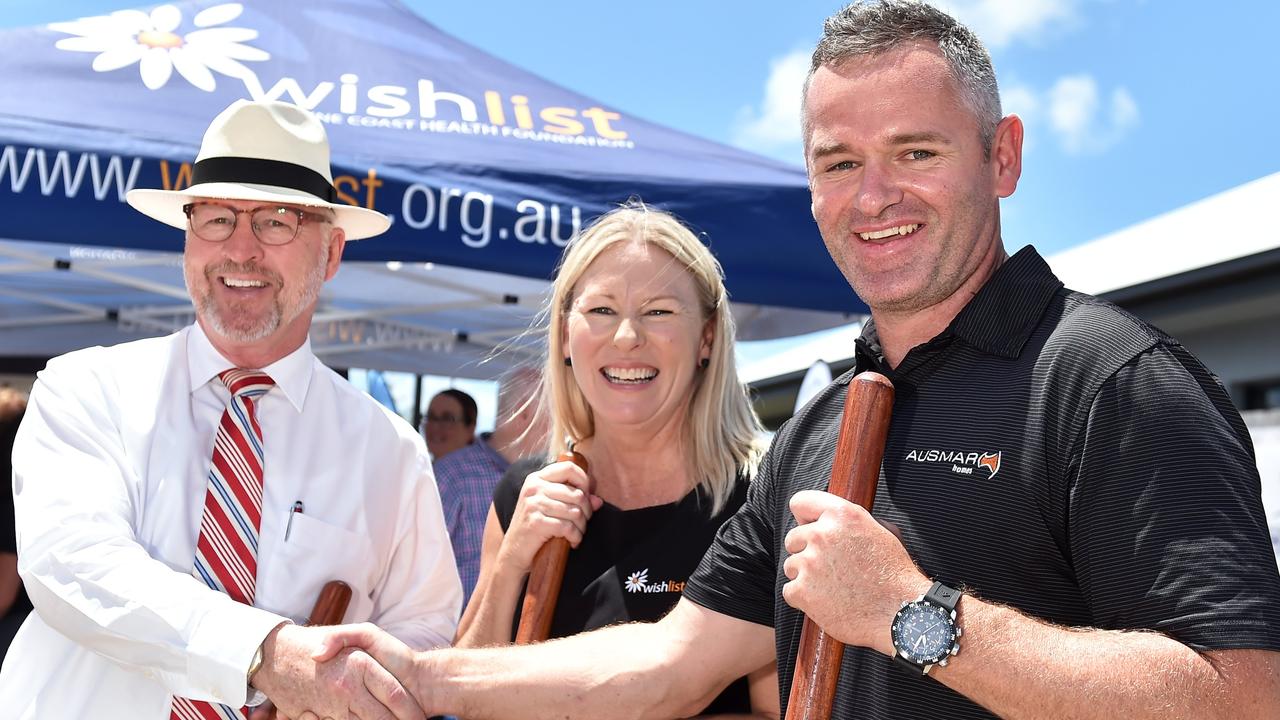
[
  {"x1": 894, "y1": 650, "x2": 927, "y2": 675},
  {"x1": 924, "y1": 581, "x2": 961, "y2": 612}
]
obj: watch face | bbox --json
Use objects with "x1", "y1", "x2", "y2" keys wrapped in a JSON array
[{"x1": 891, "y1": 601, "x2": 957, "y2": 665}]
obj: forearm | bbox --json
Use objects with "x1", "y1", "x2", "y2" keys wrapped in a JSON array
[
  {"x1": 929, "y1": 598, "x2": 1280, "y2": 719},
  {"x1": 454, "y1": 508, "x2": 528, "y2": 648},
  {"x1": 416, "y1": 622, "x2": 705, "y2": 720},
  {"x1": 323, "y1": 599, "x2": 774, "y2": 719},
  {"x1": 453, "y1": 562, "x2": 524, "y2": 647}
]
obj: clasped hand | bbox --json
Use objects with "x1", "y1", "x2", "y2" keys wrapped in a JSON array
[{"x1": 250, "y1": 623, "x2": 423, "y2": 720}]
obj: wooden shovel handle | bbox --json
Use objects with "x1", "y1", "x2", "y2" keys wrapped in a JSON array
[
  {"x1": 307, "y1": 580, "x2": 353, "y2": 626},
  {"x1": 514, "y1": 450, "x2": 589, "y2": 645},
  {"x1": 784, "y1": 371, "x2": 894, "y2": 720}
]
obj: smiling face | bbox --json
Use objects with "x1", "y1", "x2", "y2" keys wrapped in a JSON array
[
  {"x1": 563, "y1": 241, "x2": 712, "y2": 436},
  {"x1": 183, "y1": 198, "x2": 344, "y2": 363},
  {"x1": 804, "y1": 42, "x2": 1021, "y2": 317},
  {"x1": 424, "y1": 392, "x2": 475, "y2": 459}
]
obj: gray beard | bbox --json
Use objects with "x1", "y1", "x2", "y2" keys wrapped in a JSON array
[
  {"x1": 198, "y1": 293, "x2": 284, "y2": 344},
  {"x1": 189, "y1": 246, "x2": 328, "y2": 344}
]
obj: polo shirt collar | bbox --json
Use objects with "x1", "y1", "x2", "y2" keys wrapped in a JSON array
[
  {"x1": 949, "y1": 245, "x2": 1063, "y2": 358},
  {"x1": 852, "y1": 245, "x2": 1063, "y2": 378},
  {"x1": 187, "y1": 323, "x2": 314, "y2": 412}
]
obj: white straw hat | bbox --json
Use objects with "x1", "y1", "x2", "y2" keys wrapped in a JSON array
[{"x1": 126, "y1": 99, "x2": 390, "y2": 240}]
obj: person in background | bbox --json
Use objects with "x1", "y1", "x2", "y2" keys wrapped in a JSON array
[
  {"x1": 434, "y1": 368, "x2": 547, "y2": 603},
  {"x1": 452, "y1": 202, "x2": 780, "y2": 717},
  {"x1": 0, "y1": 99, "x2": 460, "y2": 720},
  {"x1": 424, "y1": 389, "x2": 478, "y2": 461},
  {"x1": 0, "y1": 387, "x2": 30, "y2": 663}
]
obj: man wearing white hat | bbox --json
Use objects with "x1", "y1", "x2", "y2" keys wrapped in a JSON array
[{"x1": 0, "y1": 99, "x2": 460, "y2": 719}]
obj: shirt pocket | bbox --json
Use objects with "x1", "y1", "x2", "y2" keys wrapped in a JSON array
[{"x1": 258, "y1": 511, "x2": 378, "y2": 624}]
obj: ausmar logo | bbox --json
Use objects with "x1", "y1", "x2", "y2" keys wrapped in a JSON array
[
  {"x1": 49, "y1": 5, "x2": 633, "y2": 149},
  {"x1": 905, "y1": 449, "x2": 1002, "y2": 478},
  {"x1": 624, "y1": 569, "x2": 685, "y2": 595},
  {"x1": 50, "y1": 4, "x2": 267, "y2": 92}
]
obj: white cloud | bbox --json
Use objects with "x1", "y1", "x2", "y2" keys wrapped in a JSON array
[
  {"x1": 1047, "y1": 74, "x2": 1139, "y2": 154},
  {"x1": 731, "y1": 49, "x2": 809, "y2": 161},
  {"x1": 730, "y1": 11, "x2": 1137, "y2": 163},
  {"x1": 1002, "y1": 83, "x2": 1040, "y2": 121},
  {"x1": 1110, "y1": 86, "x2": 1139, "y2": 130},
  {"x1": 1048, "y1": 75, "x2": 1096, "y2": 146},
  {"x1": 1001, "y1": 82, "x2": 1040, "y2": 152},
  {"x1": 939, "y1": 0, "x2": 1077, "y2": 48}
]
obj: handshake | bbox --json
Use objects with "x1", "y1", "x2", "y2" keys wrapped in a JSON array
[{"x1": 250, "y1": 623, "x2": 426, "y2": 720}]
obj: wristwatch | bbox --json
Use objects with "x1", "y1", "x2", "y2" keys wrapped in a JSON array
[
  {"x1": 890, "y1": 581, "x2": 962, "y2": 675},
  {"x1": 246, "y1": 641, "x2": 267, "y2": 706},
  {"x1": 247, "y1": 642, "x2": 264, "y2": 688}
]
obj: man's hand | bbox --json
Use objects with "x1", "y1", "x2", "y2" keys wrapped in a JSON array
[
  {"x1": 250, "y1": 623, "x2": 424, "y2": 720},
  {"x1": 312, "y1": 623, "x2": 420, "y2": 685},
  {"x1": 781, "y1": 490, "x2": 929, "y2": 654}
]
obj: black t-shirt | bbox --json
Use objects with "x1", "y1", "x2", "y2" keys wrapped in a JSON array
[
  {"x1": 493, "y1": 465, "x2": 752, "y2": 714},
  {"x1": 685, "y1": 247, "x2": 1280, "y2": 719}
]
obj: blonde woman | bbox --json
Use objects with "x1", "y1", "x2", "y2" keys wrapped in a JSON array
[{"x1": 455, "y1": 202, "x2": 778, "y2": 717}]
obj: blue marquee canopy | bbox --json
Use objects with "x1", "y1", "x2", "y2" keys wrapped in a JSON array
[{"x1": 0, "y1": 0, "x2": 863, "y2": 375}]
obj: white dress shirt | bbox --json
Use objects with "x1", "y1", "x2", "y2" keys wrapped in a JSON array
[{"x1": 0, "y1": 325, "x2": 461, "y2": 719}]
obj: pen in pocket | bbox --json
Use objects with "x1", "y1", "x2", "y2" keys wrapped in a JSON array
[{"x1": 285, "y1": 500, "x2": 304, "y2": 540}]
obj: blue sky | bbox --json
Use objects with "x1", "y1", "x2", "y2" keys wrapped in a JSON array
[
  {"x1": 5, "y1": 0, "x2": 1278, "y2": 423},
  {"x1": 412, "y1": 0, "x2": 1276, "y2": 258},
  {"x1": 7, "y1": 0, "x2": 1279, "y2": 257}
]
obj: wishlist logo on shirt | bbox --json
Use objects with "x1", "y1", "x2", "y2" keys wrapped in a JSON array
[
  {"x1": 624, "y1": 568, "x2": 685, "y2": 594},
  {"x1": 904, "y1": 449, "x2": 1002, "y2": 478}
]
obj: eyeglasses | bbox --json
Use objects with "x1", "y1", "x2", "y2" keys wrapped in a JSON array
[
  {"x1": 423, "y1": 412, "x2": 464, "y2": 425},
  {"x1": 182, "y1": 202, "x2": 333, "y2": 246}
]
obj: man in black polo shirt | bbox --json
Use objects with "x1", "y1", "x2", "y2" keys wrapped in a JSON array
[{"x1": 306, "y1": 2, "x2": 1280, "y2": 717}]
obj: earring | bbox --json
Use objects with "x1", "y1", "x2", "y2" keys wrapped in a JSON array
[
  {"x1": 564, "y1": 357, "x2": 572, "y2": 367},
  {"x1": 699, "y1": 358, "x2": 710, "y2": 369}
]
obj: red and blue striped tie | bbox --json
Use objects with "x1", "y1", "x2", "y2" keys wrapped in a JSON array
[{"x1": 171, "y1": 369, "x2": 274, "y2": 720}]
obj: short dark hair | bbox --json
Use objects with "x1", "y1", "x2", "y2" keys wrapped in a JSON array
[
  {"x1": 805, "y1": 0, "x2": 1002, "y2": 157},
  {"x1": 435, "y1": 388, "x2": 477, "y2": 428}
]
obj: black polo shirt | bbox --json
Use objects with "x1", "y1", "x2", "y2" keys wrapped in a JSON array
[{"x1": 685, "y1": 246, "x2": 1280, "y2": 719}]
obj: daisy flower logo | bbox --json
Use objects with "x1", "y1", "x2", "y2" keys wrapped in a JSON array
[
  {"x1": 624, "y1": 569, "x2": 649, "y2": 593},
  {"x1": 49, "y1": 3, "x2": 268, "y2": 92}
]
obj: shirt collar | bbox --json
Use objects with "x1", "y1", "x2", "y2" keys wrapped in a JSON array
[
  {"x1": 853, "y1": 322, "x2": 888, "y2": 378},
  {"x1": 186, "y1": 323, "x2": 314, "y2": 412},
  {"x1": 850, "y1": 245, "x2": 1063, "y2": 379},
  {"x1": 948, "y1": 245, "x2": 1063, "y2": 358}
]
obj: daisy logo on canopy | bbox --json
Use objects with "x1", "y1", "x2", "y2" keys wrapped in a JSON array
[{"x1": 49, "y1": 3, "x2": 268, "y2": 92}]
